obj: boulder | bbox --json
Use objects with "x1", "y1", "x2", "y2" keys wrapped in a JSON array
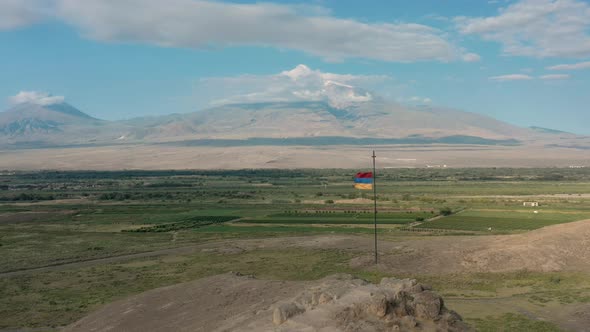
[{"x1": 272, "y1": 303, "x2": 304, "y2": 325}]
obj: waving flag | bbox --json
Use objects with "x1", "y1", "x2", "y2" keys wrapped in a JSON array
[{"x1": 354, "y1": 172, "x2": 373, "y2": 190}]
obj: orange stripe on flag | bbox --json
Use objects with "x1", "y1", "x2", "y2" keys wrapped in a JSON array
[{"x1": 354, "y1": 183, "x2": 373, "y2": 190}]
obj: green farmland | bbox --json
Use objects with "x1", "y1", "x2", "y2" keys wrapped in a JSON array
[
  {"x1": 1, "y1": 168, "x2": 590, "y2": 331},
  {"x1": 416, "y1": 209, "x2": 590, "y2": 232},
  {"x1": 242, "y1": 211, "x2": 434, "y2": 225}
]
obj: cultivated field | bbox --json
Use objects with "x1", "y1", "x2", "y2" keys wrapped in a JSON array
[{"x1": 1, "y1": 168, "x2": 590, "y2": 331}]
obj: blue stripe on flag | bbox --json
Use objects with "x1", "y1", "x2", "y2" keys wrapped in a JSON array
[{"x1": 354, "y1": 178, "x2": 373, "y2": 184}]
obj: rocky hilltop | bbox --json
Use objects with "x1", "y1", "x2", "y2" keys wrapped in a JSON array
[
  {"x1": 260, "y1": 274, "x2": 470, "y2": 331},
  {"x1": 66, "y1": 273, "x2": 471, "y2": 332}
]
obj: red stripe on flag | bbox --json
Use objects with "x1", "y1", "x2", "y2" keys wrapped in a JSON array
[{"x1": 355, "y1": 172, "x2": 373, "y2": 178}]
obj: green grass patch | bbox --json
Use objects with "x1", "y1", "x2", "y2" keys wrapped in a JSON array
[
  {"x1": 416, "y1": 209, "x2": 590, "y2": 232},
  {"x1": 413, "y1": 271, "x2": 590, "y2": 298},
  {"x1": 0, "y1": 231, "x2": 181, "y2": 273},
  {"x1": 468, "y1": 313, "x2": 561, "y2": 332},
  {"x1": 272, "y1": 212, "x2": 435, "y2": 219},
  {"x1": 0, "y1": 248, "x2": 354, "y2": 329},
  {"x1": 243, "y1": 218, "x2": 415, "y2": 225},
  {"x1": 243, "y1": 211, "x2": 434, "y2": 225},
  {"x1": 195, "y1": 224, "x2": 389, "y2": 234}
]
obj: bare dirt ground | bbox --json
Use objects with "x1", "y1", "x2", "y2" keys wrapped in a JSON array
[
  {"x1": 1, "y1": 143, "x2": 590, "y2": 169},
  {"x1": 351, "y1": 219, "x2": 590, "y2": 274},
  {"x1": 63, "y1": 273, "x2": 308, "y2": 332}
]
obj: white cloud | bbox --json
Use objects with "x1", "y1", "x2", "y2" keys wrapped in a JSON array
[
  {"x1": 489, "y1": 74, "x2": 533, "y2": 81},
  {"x1": 547, "y1": 61, "x2": 590, "y2": 70},
  {"x1": 0, "y1": 0, "x2": 481, "y2": 63},
  {"x1": 0, "y1": 0, "x2": 50, "y2": 31},
  {"x1": 9, "y1": 91, "x2": 64, "y2": 106},
  {"x1": 52, "y1": 0, "x2": 467, "y2": 63},
  {"x1": 489, "y1": 73, "x2": 571, "y2": 81},
  {"x1": 422, "y1": 13, "x2": 450, "y2": 22},
  {"x1": 462, "y1": 53, "x2": 481, "y2": 62},
  {"x1": 394, "y1": 96, "x2": 432, "y2": 106},
  {"x1": 456, "y1": 0, "x2": 590, "y2": 58},
  {"x1": 409, "y1": 96, "x2": 432, "y2": 104},
  {"x1": 539, "y1": 74, "x2": 570, "y2": 80},
  {"x1": 195, "y1": 64, "x2": 391, "y2": 109}
]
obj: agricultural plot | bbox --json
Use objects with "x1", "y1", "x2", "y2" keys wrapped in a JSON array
[
  {"x1": 416, "y1": 209, "x2": 590, "y2": 232},
  {"x1": 241, "y1": 211, "x2": 435, "y2": 225},
  {"x1": 123, "y1": 216, "x2": 240, "y2": 232},
  {"x1": 193, "y1": 224, "x2": 387, "y2": 235}
]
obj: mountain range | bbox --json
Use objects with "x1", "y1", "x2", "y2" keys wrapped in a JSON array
[{"x1": 0, "y1": 71, "x2": 582, "y2": 150}]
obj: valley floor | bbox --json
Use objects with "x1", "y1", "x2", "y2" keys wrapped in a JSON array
[
  {"x1": 1, "y1": 169, "x2": 590, "y2": 331},
  {"x1": 1, "y1": 142, "x2": 590, "y2": 169}
]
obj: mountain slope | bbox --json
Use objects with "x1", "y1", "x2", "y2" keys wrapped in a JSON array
[
  {"x1": 122, "y1": 100, "x2": 535, "y2": 142},
  {"x1": 125, "y1": 102, "x2": 358, "y2": 140},
  {"x1": 0, "y1": 102, "x2": 101, "y2": 136},
  {"x1": 0, "y1": 102, "x2": 130, "y2": 147},
  {"x1": 0, "y1": 95, "x2": 573, "y2": 148}
]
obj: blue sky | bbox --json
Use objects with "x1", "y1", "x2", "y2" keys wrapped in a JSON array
[{"x1": 1, "y1": 0, "x2": 589, "y2": 133}]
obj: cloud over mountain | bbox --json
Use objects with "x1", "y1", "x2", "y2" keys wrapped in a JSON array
[
  {"x1": 198, "y1": 64, "x2": 390, "y2": 109},
  {"x1": 9, "y1": 91, "x2": 65, "y2": 106}
]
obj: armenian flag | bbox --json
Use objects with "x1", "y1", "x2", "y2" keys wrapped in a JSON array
[{"x1": 354, "y1": 172, "x2": 373, "y2": 190}]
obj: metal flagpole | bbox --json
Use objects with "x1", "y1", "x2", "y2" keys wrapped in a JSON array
[{"x1": 372, "y1": 150, "x2": 377, "y2": 264}]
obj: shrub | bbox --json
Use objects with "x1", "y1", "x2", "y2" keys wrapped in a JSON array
[{"x1": 440, "y1": 207, "x2": 453, "y2": 216}]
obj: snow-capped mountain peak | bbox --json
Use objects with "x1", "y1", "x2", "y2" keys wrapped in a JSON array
[{"x1": 279, "y1": 65, "x2": 373, "y2": 108}]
